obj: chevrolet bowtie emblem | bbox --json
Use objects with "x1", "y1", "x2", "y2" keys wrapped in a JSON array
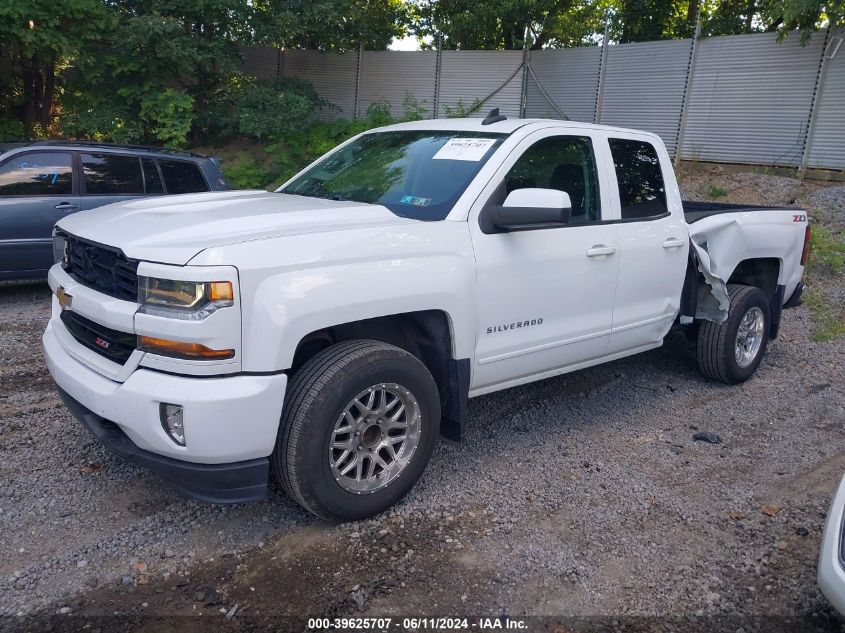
[{"x1": 56, "y1": 286, "x2": 73, "y2": 310}]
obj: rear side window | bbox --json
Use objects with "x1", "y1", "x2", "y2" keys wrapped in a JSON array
[
  {"x1": 0, "y1": 152, "x2": 73, "y2": 195},
  {"x1": 159, "y1": 160, "x2": 208, "y2": 194},
  {"x1": 142, "y1": 158, "x2": 164, "y2": 194},
  {"x1": 82, "y1": 153, "x2": 143, "y2": 194},
  {"x1": 608, "y1": 138, "x2": 667, "y2": 220}
]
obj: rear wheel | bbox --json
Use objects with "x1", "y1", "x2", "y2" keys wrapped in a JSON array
[
  {"x1": 273, "y1": 340, "x2": 440, "y2": 522},
  {"x1": 697, "y1": 284, "x2": 770, "y2": 384}
]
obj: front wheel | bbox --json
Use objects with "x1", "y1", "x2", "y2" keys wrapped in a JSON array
[
  {"x1": 273, "y1": 340, "x2": 441, "y2": 522},
  {"x1": 697, "y1": 284, "x2": 770, "y2": 384}
]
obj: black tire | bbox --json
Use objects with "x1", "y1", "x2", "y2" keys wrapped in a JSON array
[
  {"x1": 697, "y1": 284, "x2": 770, "y2": 384},
  {"x1": 273, "y1": 340, "x2": 440, "y2": 522}
]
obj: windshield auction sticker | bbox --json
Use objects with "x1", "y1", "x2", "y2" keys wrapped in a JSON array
[{"x1": 433, "y1": 138, "x2": 498, "y2": 161}]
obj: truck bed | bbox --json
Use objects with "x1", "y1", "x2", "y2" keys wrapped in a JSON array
[{"x1": 683, "y1": 201, "x2": 796, "y2": 224}]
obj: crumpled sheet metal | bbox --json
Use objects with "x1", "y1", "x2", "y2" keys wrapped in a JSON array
[{"x1": 687, "y1": 216, "x2": 742, "y2": 324}]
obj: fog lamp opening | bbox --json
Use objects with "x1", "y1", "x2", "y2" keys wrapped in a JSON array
[{"x1": 160, "y1": 403, "x2": 185, "y2": 446}]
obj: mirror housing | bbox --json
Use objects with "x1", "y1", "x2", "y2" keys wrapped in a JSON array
[{"x1": 484, "y1": 188, "x2": 573, "y2": 233}]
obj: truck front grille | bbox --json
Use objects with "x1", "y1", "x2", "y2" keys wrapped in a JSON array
[
  {"x1": 62, "y1": 234, "x2": 138, "y2": 302},
  {"x1": 60, "y1": 310, "x2": 136, "y2": 365}
]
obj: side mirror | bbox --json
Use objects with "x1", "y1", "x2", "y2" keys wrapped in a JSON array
[{"x1": 484, "y1": 188, "x2": 573, "y2": 233}]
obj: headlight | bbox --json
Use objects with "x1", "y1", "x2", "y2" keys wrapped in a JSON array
[
  {"x1": 52, "y1": 231, "x2": 67, "y2": 266},
  {"x1": 138, "y1": 277, "x2": 234, "y2": 320}
]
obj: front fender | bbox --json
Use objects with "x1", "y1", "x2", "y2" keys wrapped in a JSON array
[{"x1": 204, "y1": 222, "x2": 477, "y2": 373}]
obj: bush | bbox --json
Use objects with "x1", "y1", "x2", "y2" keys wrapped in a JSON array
[
  {"x1": 0, "y1": 118, "x2": 25, "y2": 141},
  {"x1": 222, "y1": 157, "x2": 272, "y2": 190},
  {"x1": 203, "y1": 76, "x2": 327, "y2": 144},
  {"x1": 60, "y1": 86, "x2": 194, "y2": 147}
]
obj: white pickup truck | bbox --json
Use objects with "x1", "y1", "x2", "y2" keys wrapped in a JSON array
[{"x1": 43, "y1": 113, "x2": 810, "y2": 521}]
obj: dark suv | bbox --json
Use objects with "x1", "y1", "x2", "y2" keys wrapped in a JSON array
[{"x1": 0, "y1": 141, "x2": 229, "y2": 280}]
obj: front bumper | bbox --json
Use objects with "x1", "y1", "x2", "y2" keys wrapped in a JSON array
[
  {"x1": 57, "y1": 387, "x2": 269, "y2": 503},
  {"x1": 43, "y1": 319, "x2": 287, "y2": 502},
  {"x1": 819, "y1": 475, "x2": 845, "y2": 615}
]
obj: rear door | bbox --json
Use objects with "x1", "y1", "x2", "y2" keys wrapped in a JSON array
[
  {"x1": 0, "y1": 151, "x2": 77, "y2": 277},
  {"x1": 603, "y1": 135, "x2": 689, "y2": 355},
  {"x1": 76, "y1": 153, "x2": 149, "y2": 213}
]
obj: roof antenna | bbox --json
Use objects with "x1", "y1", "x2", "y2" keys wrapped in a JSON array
[{"x1": 481, "y1": 108, "x2": 507, "y2": 125}]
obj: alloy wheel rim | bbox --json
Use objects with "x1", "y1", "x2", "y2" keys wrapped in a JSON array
[
  {"x1": 735, "y1": 306, "x2": 765, "y2": 368},
  {"x1": 329, "y1": 383, "x2": 421, "y2": 494}
]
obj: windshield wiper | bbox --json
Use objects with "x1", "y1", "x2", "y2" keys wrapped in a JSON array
[{"x1": 281, "y1": 190, "x2": 349, "y2": 202}]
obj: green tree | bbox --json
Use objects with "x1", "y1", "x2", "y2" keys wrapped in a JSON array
[
  {"x1": 762, "y1": 0, "x2": 843, "y2": 40},
  {"x1": 0, "y1": 0, "x2": 111, "y2": 136},
  {"x1": 254, "y1": 0, "x2": 410, "y2": 51},
  {"x1": 410, "y1": 0, "x2": 606, "y2": 49}
]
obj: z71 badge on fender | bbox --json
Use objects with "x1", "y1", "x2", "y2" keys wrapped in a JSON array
[{"x1": 486, "y1": 318, "x2": 544, "y2": 334}]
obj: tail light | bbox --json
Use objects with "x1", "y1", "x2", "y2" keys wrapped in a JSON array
[{"x1": 800, "y1": 226, "x2": 811, "y2": 266}]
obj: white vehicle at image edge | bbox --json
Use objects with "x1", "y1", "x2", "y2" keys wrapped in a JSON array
[
  {"x1": 819, "y1": 476, "x2": 845, "y2": 615},
  {"x1": 42, "y1": 111, "x2": 810, "y2": 521}
]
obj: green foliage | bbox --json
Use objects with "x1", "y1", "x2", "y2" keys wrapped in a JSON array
[
  {"x1": 443, "y1": 98, "x2": 481, "y2": 118},
  {"x1": 215, "y1": 113, "x2": 400, "y2": 191},
  {"x1": 805, "y1": 290, "x2": 845, "y2": 341},
  {"x1": 402, "y1": 94, "x2": 428, "y2": 121},
  {"x1": 0, "y1": 0, "x2": 112, "y2": 134},
  {"x1": 365, "y1": 101, "x2": 394, "y2": 126},
  {"x1": 223, "y1": 157, "x2": 272, "y2": 189},
  {"x1": 763, "y1": 0, "x2": 844, "y2": 41},
  {"x1": 0, "y1": 119, "x2": 25, "y2": 142},
  {"x1": 804, "y1": 224, "x2": 845, "y2": 342},
  {"x1": 254, "y1": 0, "x2": 410, "y2": 51},
  {"x1": 808, "y1": 225, "x2": 845, "y2": 275},
  {"x1": 704, "y1": 183, "x2": 728, "y2": 198},
  {"x1": 139, "y1": 90, "x2": 195, "y2": 147},
  {"x1": 60, "y1": 10, "x2": 234, "y2": 145},
  {"x1": 207, "y1": 77, "x2": 326, "y2": 143},
  {"x1": 411, "y1": 0, "x2": 606, "y2": 49}
]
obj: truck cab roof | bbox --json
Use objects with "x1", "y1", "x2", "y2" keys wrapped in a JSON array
[{"x1": 371, "y1": 116, "x2": 661, "y2": 141}]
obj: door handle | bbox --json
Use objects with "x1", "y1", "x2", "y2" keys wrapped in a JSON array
[
  {"x1": 586, "y1": 244, "x2": 617, "y2": 257},
  {"x1": 55, "y1": 202, "x2": 79, "y2": 210},
  {"x1": 662, "y1": 238, "x2": 685, "y2": 249}
]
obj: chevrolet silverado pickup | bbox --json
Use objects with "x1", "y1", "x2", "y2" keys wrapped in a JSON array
[{"x1": 43, "y1": 113, "x2": 810, "y2": 521}]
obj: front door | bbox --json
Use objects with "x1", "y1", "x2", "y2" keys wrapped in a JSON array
[
  {"x1": 469, "y1": 131, "x2": 620, "y2": 392},
  {"x1": 0, "y1": 151, "x2": 78, "y2": 277}
]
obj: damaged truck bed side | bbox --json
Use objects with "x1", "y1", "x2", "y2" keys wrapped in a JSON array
[
  {"x1": 43, "y1": 115, "x2": 810, "y2": 520},
  {"x1": 683, "y1": 201, "x2": 808, "y2": 329}
]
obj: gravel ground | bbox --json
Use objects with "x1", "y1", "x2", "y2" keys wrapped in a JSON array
[{"x1": 0, "y1": 171, "x2": 843, "y2": 631}]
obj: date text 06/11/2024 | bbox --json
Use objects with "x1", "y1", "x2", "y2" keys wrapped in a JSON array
[{"x1": 307, "y1": 617, "x2": 528, "y2": 630}]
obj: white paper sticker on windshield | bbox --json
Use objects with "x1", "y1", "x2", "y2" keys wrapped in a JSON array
[{"x1": 432, "y1": 138, "x2": 497, "y2": 161}]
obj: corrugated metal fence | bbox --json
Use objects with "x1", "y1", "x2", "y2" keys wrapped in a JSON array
[{"x1": 244, "y1": 29, "x2": 845, "y2": 172}]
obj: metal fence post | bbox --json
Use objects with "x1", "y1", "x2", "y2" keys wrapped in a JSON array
[
  {"x1": 674, "y1": 3, "x2": 702, "y2": 166},
  {"x1": 354, "y1": 43, "x2": 363, "y2": 119},
  {"x1": 433, "y1": 34, "x2": 443, "y2": 118},
  {"x1": 519, "y1": 24, "x2": 530, "y2": 118},
  {"x1": 594, "y1": 13, "x2": 610, "y2": 124},
  {"x1": 799, "y1": 27, "x2": 835, "y2": 178}
]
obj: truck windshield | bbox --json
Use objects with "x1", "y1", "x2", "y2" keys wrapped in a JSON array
[{"x1": 280, "y1": 130, "x2": 507, "y2": 221}]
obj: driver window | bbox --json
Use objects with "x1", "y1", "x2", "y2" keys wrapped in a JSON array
[{"x1": 499, "y1": 135, "x2": 601, "y2": 224}]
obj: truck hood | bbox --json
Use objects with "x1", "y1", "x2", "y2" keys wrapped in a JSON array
[{"x1": 56, "y1": 190, "x2": 415, "y2": 265}]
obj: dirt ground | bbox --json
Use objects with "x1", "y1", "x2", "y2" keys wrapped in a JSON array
[{"x1": 0, "y1": 168, "x2": 843, "y2": 632}]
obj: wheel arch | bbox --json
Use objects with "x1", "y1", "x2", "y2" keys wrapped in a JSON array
[
  {"x1": 289, "y1": 310, "x2": 470, "y2": 441},
  {"x1": 725, "y1": 257, "x2": 784, "y2": 339}
]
